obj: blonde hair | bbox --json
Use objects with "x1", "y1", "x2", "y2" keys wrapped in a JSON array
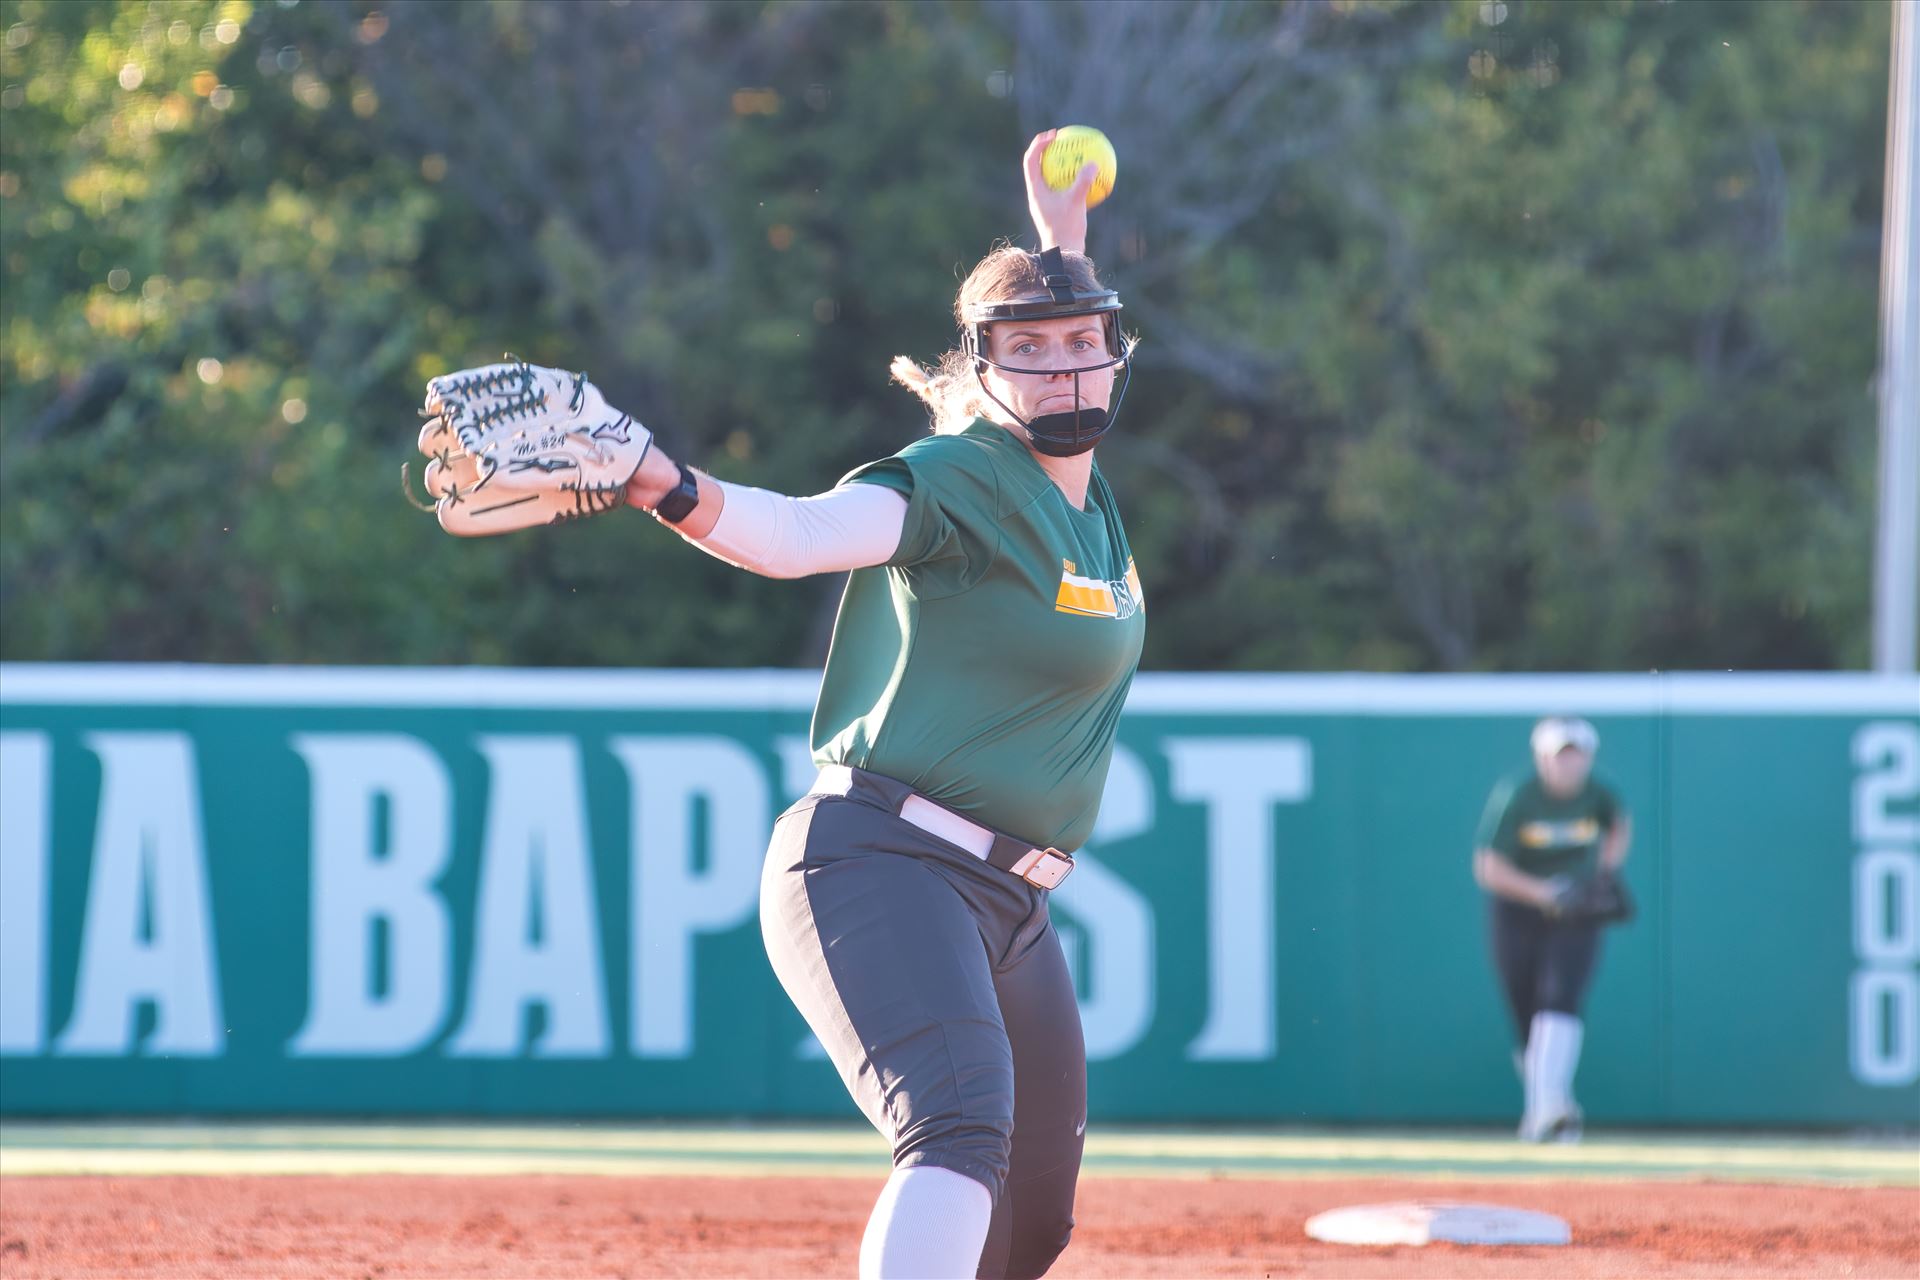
[{"x1": 890, "y1": 244, "x2": 1110, "y2": 434}]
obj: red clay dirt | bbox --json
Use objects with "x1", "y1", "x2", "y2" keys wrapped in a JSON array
[{"x1": 2, "y1": 1174, "x2": 1915, "y2": 1278}]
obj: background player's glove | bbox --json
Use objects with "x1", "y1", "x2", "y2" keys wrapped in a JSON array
[
  {"x1": 405, "y1": 358, "x2": 652, "y2": 536},
  {"x1": 1544, "y1": 870, "x2": 1635, "y2": 925}
]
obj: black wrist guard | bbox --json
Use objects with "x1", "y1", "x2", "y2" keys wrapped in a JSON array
[{"x1": 654, "y1": 462, "x2": 701, "y2": 524}]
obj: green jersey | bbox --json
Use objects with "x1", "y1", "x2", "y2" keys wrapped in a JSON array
[
  {"x1": 810, "y1": 420, "x2": 1146, "y2": 852},
  {"x1": 1475, "y1": 771, "x2": 1623, "y2": 880}
]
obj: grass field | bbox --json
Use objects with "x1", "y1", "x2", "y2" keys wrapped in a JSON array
[{"x1": 2, "y1": 1120, "x2": 1914, "y2": 1185}]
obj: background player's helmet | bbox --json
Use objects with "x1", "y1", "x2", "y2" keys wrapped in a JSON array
[
  {"x1": 963, "y1": 246, "x2": 1134, "y2": 457},
  {"x1": 1531, "y1": 716, "x2": 1599, "y2": 757}
]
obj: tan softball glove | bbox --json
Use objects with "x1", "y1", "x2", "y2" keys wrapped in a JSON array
[{"x1": 404, "y1": 358, "x2": 652, "y2": 536}]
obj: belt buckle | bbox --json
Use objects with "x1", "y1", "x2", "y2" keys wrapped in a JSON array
[{"x1": 1013, "y1": 847, "x2": 1074, "y2": 890}]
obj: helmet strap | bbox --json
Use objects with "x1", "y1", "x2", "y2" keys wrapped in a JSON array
[{"x1": 971, "y1": 364, "x2": 1111, "y2": 458}]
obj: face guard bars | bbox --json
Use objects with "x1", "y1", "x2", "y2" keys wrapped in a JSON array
[{"x1": 962, "y1": 246, "x2": 1134, "y2": 457}]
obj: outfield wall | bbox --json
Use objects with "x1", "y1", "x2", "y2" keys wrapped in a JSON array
[{"x1": 1, "y1": 665, "x2": 1915, "y2": 1126}]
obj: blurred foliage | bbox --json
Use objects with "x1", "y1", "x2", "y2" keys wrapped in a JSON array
[{"x1": 0, "y1": 0, "x2": 1892, "y2": 670}]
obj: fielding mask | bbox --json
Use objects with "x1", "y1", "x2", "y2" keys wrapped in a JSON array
[{"x1": 962, "y1": 246, "x2": 1134, "y2": 457}]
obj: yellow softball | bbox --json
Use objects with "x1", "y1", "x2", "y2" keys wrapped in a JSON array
[{"x1": 1042, "y1": 126, "x2": 1117, "y2": 209}]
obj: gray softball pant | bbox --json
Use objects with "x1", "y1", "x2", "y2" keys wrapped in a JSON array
[{"x1": 759, "y1": 767, "x2": 1087, "y2": 1280}]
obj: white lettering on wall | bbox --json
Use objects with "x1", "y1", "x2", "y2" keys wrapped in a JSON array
[
  {"x1": 1852, "y1": 968, "x2": 1919, "y2": 1086},
  {"x1": 55, "y1": 733, "x2": 223, "y2": 1056},
  {"x1": 0, "y1": 733, "x2": 51, "y2": 1054},
  {"x1": 774, "y1": 734, "x2": 819, "y2": 805},
  {"x1": 1854, "y1": 723, "x2": 1920, "y2": 844},
  {"x1": 612, "y1": 736, "x2": 769, "y2": 1058},
  {"x1": 1850, "y1": 721, "x2": 1920, "y2": 1087},
  {"x1": 1056, "y1": 744, "x2": 1156, "y2": 1061},
  {"x1": 448, "y1": 737, "x2": 610, "y2": 1058},
  {"x1": 1165, "y1": 736, "x2": 1312, "y2": 1062},
  {"x1": 288, "y1": 734, "x2": 452, "y2": 1057},
  {"x1": 1855, "y1": 850, "x2": 1920, "y2": 966}
]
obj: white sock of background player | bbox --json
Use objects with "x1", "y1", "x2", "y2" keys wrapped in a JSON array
[
  {"x1": 1524, "y1": 1011, "x2": 1585, "y2": 1133},
  {"x1": 858, "y1": 1165, "x2": 993, "y2": 1279}
]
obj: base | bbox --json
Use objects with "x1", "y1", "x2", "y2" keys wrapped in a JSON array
[{"x1": 1305, "y1": 1201, "x2": 1572, "y2": 1247}]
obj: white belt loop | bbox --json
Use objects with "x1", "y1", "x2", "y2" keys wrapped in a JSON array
[
  {"x1": 900, "y1": 793, "x2": 993, "y2": 861},
  {"x1": 814, "y1": 764, "x2": 856, "y2": 797}
]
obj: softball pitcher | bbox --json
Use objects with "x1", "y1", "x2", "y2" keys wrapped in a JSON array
[
  {"x1": 1473, "y1": 716, "x2": 1634, "y2": 1143},
  {"x1": 413, "y1": 130, "x2": 1134, "y2": 1279}
]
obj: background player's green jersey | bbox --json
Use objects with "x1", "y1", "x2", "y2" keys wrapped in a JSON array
[
  {"x1": 1476, "y1": 772, "x2": 1623, "y2": 880},
  {"x1": 810, "y1": 421, "x2": 1146, "y2": 852}
]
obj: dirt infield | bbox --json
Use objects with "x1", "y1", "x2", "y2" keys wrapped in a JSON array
[{"x1": 3, "y1": 1173, "x2": 1916, "y2": 1278}]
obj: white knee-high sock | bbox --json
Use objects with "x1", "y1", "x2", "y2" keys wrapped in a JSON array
[
  {"x1": 858, "y1": 1165, "x2": 993, "y2": 1280},
  {"x1": 1524, "y1": 1011, "x2": 1584, "y2": 1130}
]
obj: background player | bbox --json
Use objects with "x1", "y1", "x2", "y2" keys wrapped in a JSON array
[{"x1": 1473, "y1": 716, "x2": 1634, "y2": 1143}]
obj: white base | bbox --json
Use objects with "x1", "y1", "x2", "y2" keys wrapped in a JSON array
[{"x1": 1305, "y1": 1201, "x2": 1571, "y2": 1247}]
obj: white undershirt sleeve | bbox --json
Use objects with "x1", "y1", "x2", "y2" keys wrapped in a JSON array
[{"x1": 684, "y1": 478, "x2": 908, "y2": 579}]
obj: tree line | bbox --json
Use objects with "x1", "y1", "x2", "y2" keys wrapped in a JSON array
[{"x1": 0, "y1": 0, "x2": 1892, "y2": 671}]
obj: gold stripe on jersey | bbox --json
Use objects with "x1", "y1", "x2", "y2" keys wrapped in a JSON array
[
  {"x1": 1518, "y1": 817, "x2": 1603, "y2": 849},
  {"x1": 1055, "y1": 558, "x2": 1144, "y2": 620}
]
